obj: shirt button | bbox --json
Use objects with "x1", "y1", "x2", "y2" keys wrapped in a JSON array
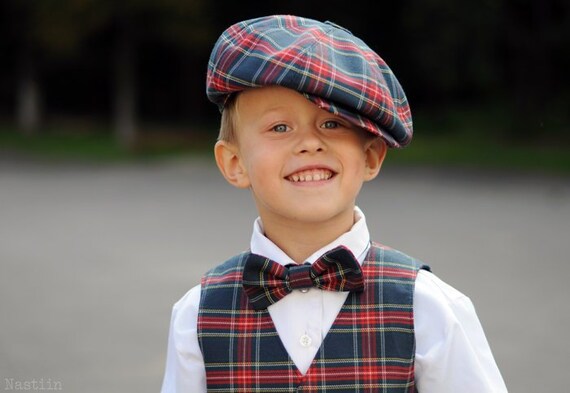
[
  {"x1": 299, "y1": 334, "x2": 312, "y2": 347},
  {"x1": 300, "y1": 288, "x2": 310, "y2": 293}
]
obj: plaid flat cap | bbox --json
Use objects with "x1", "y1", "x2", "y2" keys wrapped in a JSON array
[{"x1": 206, "y1": 15, "x2": 413, "y2": 148}]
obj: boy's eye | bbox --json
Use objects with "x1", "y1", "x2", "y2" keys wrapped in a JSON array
[
  {"x1": 322, "y1": 120, "x2": 340, "y2": 129},
  {"x1": 272, "y1": 124, "x2": 289, "y2": 133}
]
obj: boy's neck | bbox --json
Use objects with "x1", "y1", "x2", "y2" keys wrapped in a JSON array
[{"x1": 260, "y1": 211, "x2": 355, "y2": 264}]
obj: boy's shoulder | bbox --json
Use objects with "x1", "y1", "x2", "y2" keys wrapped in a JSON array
[
  {"x1": 202, "y1": 250, "x2": 250, "y2": 282},
  {"x1": 367, "y1": 242, "x2": 431, "y2": 272}
]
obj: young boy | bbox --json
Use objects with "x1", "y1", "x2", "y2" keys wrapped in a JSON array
[{"x1": 161, "y1": 15, "x2": 507, "y2": 392}]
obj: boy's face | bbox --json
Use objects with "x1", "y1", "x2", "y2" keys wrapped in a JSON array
[{"x1": 215, "y1": 86, "x2": 386, "y2": 231}]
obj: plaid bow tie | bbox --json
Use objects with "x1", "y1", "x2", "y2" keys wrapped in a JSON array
[{"x1": 242, "y1": 246, "x2": 365, "y2": 311}]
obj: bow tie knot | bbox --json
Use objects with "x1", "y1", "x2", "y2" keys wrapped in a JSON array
[
  {"x1": 287, "y1": 263, "x2": 313, "y2": 290},
  {"x1": 242, "y1": 246, "x2": 365, "y2": 310}
]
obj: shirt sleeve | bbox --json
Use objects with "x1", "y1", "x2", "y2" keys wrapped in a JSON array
[
  {"x1": 414, "y1": 270, "x2": 508, "y2": 392},
  {"x1": 160, "y1": 285, "x2": 207, "y2": 393}
]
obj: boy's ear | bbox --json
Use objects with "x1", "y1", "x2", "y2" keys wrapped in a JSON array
[
  {"x1": 363, "y1": 138, "x2": 388, "y2": 181},
  {"x1": 214, "y1": 140, "x2": 251, "y2": 189}
]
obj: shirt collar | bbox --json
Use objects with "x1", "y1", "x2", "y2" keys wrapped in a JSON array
[{"x1": 250, "y1": 206, "x2": 370, "y2": 266}]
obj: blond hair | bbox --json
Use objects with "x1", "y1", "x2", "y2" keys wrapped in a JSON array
[{"x1": 218, "y1": 94, "x2": 238, "y2": 143}]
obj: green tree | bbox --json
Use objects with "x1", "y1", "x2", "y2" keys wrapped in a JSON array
[{"x1": 4, "y1": 0, "x2": 213, "y2": 148}]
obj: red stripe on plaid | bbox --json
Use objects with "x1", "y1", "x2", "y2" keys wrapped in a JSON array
[
  {"x1": 199, "y1": 315, "x2": 275, "y2": 331},
  {"x1": 201, "y1": 271, "x2": 242, "y2": 284},
  {"x1": 207, "y1": 365, "x2": 413, "y2": 382},
  {"x1": 333, "y1": 310, "x2": 414, "y2": 326}
]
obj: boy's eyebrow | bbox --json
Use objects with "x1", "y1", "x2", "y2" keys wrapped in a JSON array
[
  {"x1": 256, "y1": 105, "x2": 293, "y2": 117},
  {"x1": 264, "y1": 105, "x2": 288, "y2": 112},
  {"x1": 243, "y1": 107, "x2": 289, "y2": 127}
]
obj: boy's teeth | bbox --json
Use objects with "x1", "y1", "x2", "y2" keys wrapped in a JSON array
[{"x1": 288, "y1": 169, "x2": 333, "y2": 182}]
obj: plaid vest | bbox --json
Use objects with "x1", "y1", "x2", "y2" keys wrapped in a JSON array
[{"x1": 197, "y1": 243, "x2": 428, "y2": 392}]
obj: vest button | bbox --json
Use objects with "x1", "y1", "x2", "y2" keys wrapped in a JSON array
[{"x1": 299, "y1": 334, "x2": 312, "y2": 347}]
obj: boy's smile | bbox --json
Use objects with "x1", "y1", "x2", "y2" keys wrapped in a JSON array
[
  {"x1": 285, "y1": 167, "x2": 334, "y2": 183},
  {"x1": 214, "y1": 86, "x2": 386, "y2": 261}
]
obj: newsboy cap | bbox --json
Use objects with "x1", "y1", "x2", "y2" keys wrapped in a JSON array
[{"x1": 206, "y1": 15, "x2": 413, "y2": 148}]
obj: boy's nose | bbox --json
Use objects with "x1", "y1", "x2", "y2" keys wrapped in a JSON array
[{"x1": 294, "y1": 127, "x2": 325, "y2": 154}]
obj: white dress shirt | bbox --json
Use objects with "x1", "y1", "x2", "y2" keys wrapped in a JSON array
[{"x1": 161, "y1": 208, "x2": 508, "y2": 392}]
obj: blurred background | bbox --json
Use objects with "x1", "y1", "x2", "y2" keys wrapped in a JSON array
[
  {"x1": 0, "y1": 0, "x2": 568, "y2": 166},
  {"x1": 0, "y1": 1, "x2": 569, "y2": 392}
]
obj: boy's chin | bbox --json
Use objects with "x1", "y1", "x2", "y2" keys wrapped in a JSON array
[{"x1": 282, "y1": 204, "x2": 355, "y2": 225}]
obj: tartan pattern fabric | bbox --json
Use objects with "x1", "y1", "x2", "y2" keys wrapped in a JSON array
[
  {"x1": 206, "y1": 15, "x2": 413, "y2": 148},
  {"x1": 197, "y1": 243, "x2": 428, "y2": 392},
  {"x1": 242, "y1": 245, "x2": 365, "y2": 310}
]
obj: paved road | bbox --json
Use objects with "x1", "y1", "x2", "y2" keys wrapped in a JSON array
[{"x1": 1, "y1": 156, "x2": 569, "y2": 392}]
